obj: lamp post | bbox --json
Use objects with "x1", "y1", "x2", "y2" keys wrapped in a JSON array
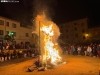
[{"x1": 39, "y1": 21, "x2": 41, "y2": 55}]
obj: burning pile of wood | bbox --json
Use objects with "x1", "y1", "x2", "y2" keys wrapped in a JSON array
[{"x1": 27, "y1": 55, "x2": 66, "y2": 72}]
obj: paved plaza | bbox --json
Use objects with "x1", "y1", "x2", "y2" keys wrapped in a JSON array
[{"x1": 0, "y1": 55, "x2": 100, "y2": 75}]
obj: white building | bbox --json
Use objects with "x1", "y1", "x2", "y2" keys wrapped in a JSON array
[{"x1": 0, "y1": 16, "x2": 37, "y2": 45}]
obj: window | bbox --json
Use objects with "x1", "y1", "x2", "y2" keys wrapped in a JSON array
[
  {"x1": 66, "y1": 29, "x2": 68, "y2": 32},
  {"x1": 0, "y1": 20, "x2": 4, "y2": 25},
  {"x1": 74, "y1": 27, "x2": 77, "y2": 31},
  {"x1": 82, "y1": 29, "x2": 85, "y2": 33},
  {"x1": 12, "y1": 23, "x2": 16, "y2": 28},
  {"x1": 26, "y1": 33, "x2": 29, "y2": 37},
  {"x1": 6, "y1": 22, "x2": 9, "y2": 27},
  {"x1": 75, "y1": 33, "x2": 78, "y2": 37},
  {"x1": 6, "y1": 31, "x2": 9, "y2": 35},
  {"x1": 0, "y1": 30, "x2": 4, "y2": 35}
]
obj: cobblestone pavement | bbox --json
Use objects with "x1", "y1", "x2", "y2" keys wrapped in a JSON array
[
  {"x1": 0, "y1": 55, "x2": 100, "y2": 75},
  {"x1": 0, "y1": 57, "x2": 33, "y2": 67}
]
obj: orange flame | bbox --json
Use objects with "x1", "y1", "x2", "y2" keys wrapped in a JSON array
[
  {"x1": 41, "y1": 24, "x2": 62, "y2": 65},
  {"x1": 34, "y1": 13, "x2": 62, "y2": 65}
]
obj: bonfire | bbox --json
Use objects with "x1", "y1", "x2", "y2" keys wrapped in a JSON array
[{"x1": 29, "y1": 13, "x2": 66, "y2": 71}]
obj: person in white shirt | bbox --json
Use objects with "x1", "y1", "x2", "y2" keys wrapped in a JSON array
[{"x1": 87, "y1": 45, "x2": 92, "y2": 57}]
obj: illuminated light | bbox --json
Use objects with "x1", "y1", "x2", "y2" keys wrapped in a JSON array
[
  {"x1": 85, "y1": 34, "x2": 89, "y2": 37},
  {"x1": 8, "y1": 32, "x2": 14, "y2": 36},
  {"x1": 11, "y1": 33, "x2": 13, "y2": 34}
]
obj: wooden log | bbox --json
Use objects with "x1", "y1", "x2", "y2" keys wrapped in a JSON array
[{"x1": 27, "y1": 66, "x2": 37, "y2": 72}]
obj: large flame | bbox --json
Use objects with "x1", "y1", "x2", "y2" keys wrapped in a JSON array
[
  {"x1": 34, "y1": 13, "x2": 62, "y2": 65},
  {"x1": 41, "y1": 24, "x2": 62, "y2": 65}
]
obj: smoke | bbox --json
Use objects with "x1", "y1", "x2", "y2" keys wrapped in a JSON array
[
  {"x1": 32, "y1": 0, "x2": 58, "y2": 34},
  {"x1": 33, "y1": 0, "x2": 57, "y2": 20}
]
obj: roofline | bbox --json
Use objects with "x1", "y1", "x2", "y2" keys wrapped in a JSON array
[
  {"x1": 89, "y1": 25, "x2": 100, "y2": 28},
  {"x1": 71, "y1": 17, "x2": 88, "y2": 22},
  {"x1": 0, "y1": 16, "x2": 20, "y2": 23},
  {"x1": 59, "y1": 17, "x2": 88, "y2": 25}
]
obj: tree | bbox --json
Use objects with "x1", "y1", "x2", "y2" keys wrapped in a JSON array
[{"x1": 4, "y1": 34, "x2": 15, "y2": 43}]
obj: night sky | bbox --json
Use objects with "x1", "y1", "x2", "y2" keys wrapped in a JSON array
[{"x1": 0, "y1": 0, "x2": 100, "y2": 26}]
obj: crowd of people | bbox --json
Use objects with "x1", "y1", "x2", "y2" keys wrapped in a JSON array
[
  {"x1": 0, "y1": 43, "x2": 36, "y2": 50},
  {"x1": 0, "y1": 42, "x2": 100, "y2": 63},
  {"x1": 62, "y1": 43, "x2": 100, "y2": 58},
  {"x1": 0, "y1": 43, "x2": 39, "y2": 62}
]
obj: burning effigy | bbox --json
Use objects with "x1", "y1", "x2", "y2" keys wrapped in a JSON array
[{"x1": 28, "y1": 13, "x2": 66, "y2": 72}]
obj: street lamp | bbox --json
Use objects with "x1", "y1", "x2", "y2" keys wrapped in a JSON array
[
  {"x1": 85, "y1": 33, "x2": 89, "y2": 42},
  {"x1": 85, "y1": 33, "x2": 89, "y2": 37}
]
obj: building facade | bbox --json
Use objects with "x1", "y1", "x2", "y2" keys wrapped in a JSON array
[
  {"x1": 0, "y1": 16, "x2": 37, "y2": 45},
  {"x1": 88, "y1": 26, "x2": 100, "y2": 43},
  {"x1": 58, "y1": 18, "x2": 89, "y2": 44}
]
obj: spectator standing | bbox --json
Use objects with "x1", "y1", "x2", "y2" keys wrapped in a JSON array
[
  {"x1": 72, "y1": 45, "x2": 76, "y2": 55},
  {"x1": 87, "y1": 45, "x2": 92, "y2": 57},
  {"x1": 0, "y1": 51, "x2": 2, "y2": 62},
  {"x1": 83, "y1": 46, "x2": 87, "y2": 56},
  {"x1": 92, "y1": 45, "x2": 97, "y2": 57},
  {"x1": 6, "y1": 43, "x2": 9, "y2": 50},
  {"x1": 97, "y1": 44, "x2": 100, "y2": 58},
  {"x1": 77, "y1": 45, "x2": 81, "y2": 55}
]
